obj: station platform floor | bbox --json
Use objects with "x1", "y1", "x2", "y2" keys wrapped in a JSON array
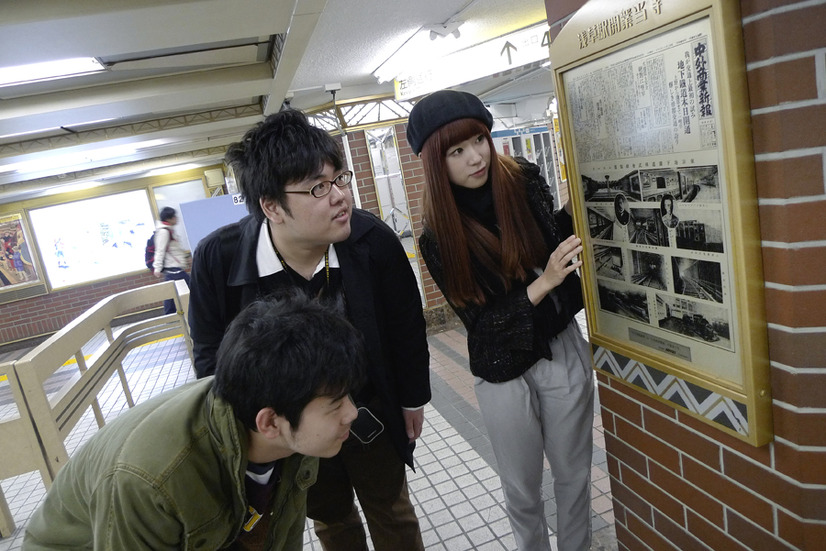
[{"x1": 0, "y1": 315, "x2": 618, "y2": 550}]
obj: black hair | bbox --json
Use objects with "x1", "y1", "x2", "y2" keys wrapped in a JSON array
[
  {"x1": 159, "y1": 206, "x2": 177, "y2": 222},
  {"x1": 212, "y1": 291, "x2": 366, "y2": 431},
  {"x1": 224, "y1": 109, "x2": 344, "y2": 221}
]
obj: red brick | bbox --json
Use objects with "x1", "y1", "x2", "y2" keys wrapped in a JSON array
[
  {"x1": 620, "y1": 464, "x2": 684, "y2": 521},
  {"x1": 742, "y1": 3, "x2": 826, "y2": 62},
  {"x1": 598, "y1": 385, "x2": 643, "y2": 426},
  {"x1": 606, "y1": 431, "x2": 650, "y2": 476},
  {"x1": 763, "y1": 287, "x2": 826, "y2": 328},
  {"x1": 753, "y1": 105, "x2": 826, "y2": 155},
  {"x1": 755, "y1": 155, "x2": 824, "y2": 200},
  {"x1": 611, "y1": 478, "x2": 653, "y2": 525},
  {"x1": 772, "y1": 405, "x2": 826, "y2": 447},
  {"x1": 625, "y1": 512, "x2": 677, "y2": 551},
  {"x1": 615, "y1": 418, "x2": 681, "y2": 473},
  {"x1": 762, "y1": 245, "x2": 826, "y2": 288},
  {"x1": 740, "y1": 0, "x2": 803, "y2": 18},
  {"x1": 649, "y1": 462, "x2": 724, "y2": 529},
  {"x1": 686, "y1": 510, "x2": 749, "y2": 551},
  {"x1": 747, "y1": 57, "x2": 819, "y2": 109},
  {"x1": 771, "y1": 367, "x2": 826, "y2": 409},
  {"x1": 758, "y1": 200, "x2": 826, "y2": 243},
  {"x1": 600, "y1": 406, "x2": 616, "y2": 435},
  {"x1": 726, "y1": 510, "x2": 789, "y2": 551},
  {"x1": 767, "y1": 327, "x2": 826, "y2": 368},
  {"x1": 774, "y1": 440, "x2": 826, "y2": 485},
  {"x1": 677, "y1": 411, "x2": 771, "y2": 465},
  {"x1": 723, "y1": 449, "x2": 810, "y2": 519},
  {"x1": 643, "y1": 409, "x2": 720, "y2": 469},
  {"x1": 614, "y1": 521, "x2": 645, "y2": 551},
  {"x1": 683, "y1": 457, "x2": 773, "y2": 530},
  {"x1": 778, "y1": 508, "x2": 826, "y2": 550},
  {"x1": 652, "y1": 510, "x2": 708, "y2": 551}
]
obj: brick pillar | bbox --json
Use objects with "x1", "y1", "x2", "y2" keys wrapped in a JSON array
[
  {"x1": 396, "y1": 121, "x2": 448, "y2": 310},
  {"x1": 545, "y1": 0, "x2": 826, "y2": 549}
]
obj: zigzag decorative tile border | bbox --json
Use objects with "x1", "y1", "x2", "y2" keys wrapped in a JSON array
[{"x1": 593, "y1": 346, "x2": 749, "y2": 436}]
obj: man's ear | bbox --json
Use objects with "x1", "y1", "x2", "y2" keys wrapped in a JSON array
[
  {"x1": 254, "y1": 407, "x2": 286, "y2": 438},
  {"x1": 260, "y1": 197, "x2": 285, "y2": 224}
]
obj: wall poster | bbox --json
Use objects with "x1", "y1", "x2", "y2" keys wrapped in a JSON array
[
  {"x1": 0, "y1": 213, "x2": 40, "y2": 289},
  {"x1": 551, "y1": 0, "x2": 772, "y2": 445}
]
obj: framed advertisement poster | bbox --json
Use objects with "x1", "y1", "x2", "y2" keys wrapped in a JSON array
[
  {"x1": 0, "y1": 212, "x2": 48, "y2": 304},
  {"x1": 550, "y1": 0, "x2": 771, "y2": 445}
]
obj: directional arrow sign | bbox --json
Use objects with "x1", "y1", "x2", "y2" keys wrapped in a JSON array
[
  {"x1": 500, "y1": 41, "x2": 517, "y2": 65},
  {"x1": 395, "y1": 22, "x2": 551, "y2": 101}
]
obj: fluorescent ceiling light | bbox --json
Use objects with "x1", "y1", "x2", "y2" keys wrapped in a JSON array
[
  {"x1": 145, "y1": 163, "x2": 202, "y2": 177},
  {"x1": 0, "y1": 127, "x2": 62, "y2": 141},
  {"x1": 0, "y1": 57, "x2": 105, "y2": 88},
  {"x1": 41, "y1": 180, "x2": 103, "y2": 197},
  {"x1": 373, "y1": 23, "x2": 466, "y2": 84}
]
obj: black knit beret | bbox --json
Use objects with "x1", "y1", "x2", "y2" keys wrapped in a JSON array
[{"x1": 406, "y1": 90, "x2": 493, "y2": 155}]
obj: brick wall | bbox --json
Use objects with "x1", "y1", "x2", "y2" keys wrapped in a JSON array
[
  {"x1": 0, "y1": 271, "x2": 157, "y2": 346},
  {"x1": 396, "y1": 121, "x2": 447, "y2": 309},
  {"x1": 545, "y1": 0, "x2": 826, "y2": 549},
  {"x1": 345, "y1": 130, "x2": 380, "y2": 213}
]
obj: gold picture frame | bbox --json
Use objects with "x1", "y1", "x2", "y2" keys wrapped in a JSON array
[
  {"x1": 550, "y1": 0, "x2": 772, "y2": 445},
  {"x1": 0, "y1": 212, "x2": 48, "y2": 304}
]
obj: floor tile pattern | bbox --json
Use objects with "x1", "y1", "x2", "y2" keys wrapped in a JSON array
[{"x1": 1, "y1": 321, "x2": 617, "y2": 550}]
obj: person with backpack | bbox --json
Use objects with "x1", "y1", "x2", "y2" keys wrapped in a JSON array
[{"x1": 152, "y1": 206, "x2": 191, "y2": 315}]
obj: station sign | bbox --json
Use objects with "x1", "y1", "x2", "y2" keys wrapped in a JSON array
[{"x1": 395, "y1": 22, "x2": 551, "y2": 101}]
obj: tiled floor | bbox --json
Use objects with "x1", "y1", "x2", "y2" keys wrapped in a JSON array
[{"x1": 0, "y1": 316, "x2": 617, "y2": 550}]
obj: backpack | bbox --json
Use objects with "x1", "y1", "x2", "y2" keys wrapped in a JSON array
[{"x1": 144, "y1": 227, "x2": 169, "y2": 271}]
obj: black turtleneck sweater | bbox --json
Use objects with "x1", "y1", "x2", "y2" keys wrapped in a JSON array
[{"x1": 419, "y1": 158, "x2": 584, "y2": 383}]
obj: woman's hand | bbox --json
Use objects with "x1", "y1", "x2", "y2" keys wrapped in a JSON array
[{"x1": 527, "y1": 235, "x2": 583, "y2": 305}]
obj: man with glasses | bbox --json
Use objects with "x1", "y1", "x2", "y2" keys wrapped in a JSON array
[{"x1": 188, "y1": 109, "x2": 430, "y2": 551}]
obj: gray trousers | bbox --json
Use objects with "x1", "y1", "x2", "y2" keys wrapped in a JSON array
[{"x1": 475, "y1": 321, "x2": 595, "y2": 551}]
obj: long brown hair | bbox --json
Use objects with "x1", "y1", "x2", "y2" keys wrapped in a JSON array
[{"x1": 421, "y1": 118, "x2": 548, "y2": 306}]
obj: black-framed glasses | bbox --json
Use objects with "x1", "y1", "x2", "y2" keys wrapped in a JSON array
[{"x1": 284, "y1": 171, "x2": 353, "y2": 198}]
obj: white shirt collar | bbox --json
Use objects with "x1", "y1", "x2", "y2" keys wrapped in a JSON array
[{"x1": 255, "y1": 220, "x2": 339, "y2": 277}]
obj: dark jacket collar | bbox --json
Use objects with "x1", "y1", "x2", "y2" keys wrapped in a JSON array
[{"x1": 225, "y1": 210, "x2": 374, "y2": 288}]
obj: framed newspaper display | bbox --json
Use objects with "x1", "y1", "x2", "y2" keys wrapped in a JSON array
[{"x1": 550, "y1": 0, "x2": 772, "y2": 445}]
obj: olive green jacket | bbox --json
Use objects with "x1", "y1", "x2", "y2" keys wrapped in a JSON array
[{"x1": 23, "y1": 378, "x2": 318, "y2": 550}]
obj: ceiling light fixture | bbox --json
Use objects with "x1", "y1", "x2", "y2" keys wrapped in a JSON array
[
  {"x1": 373, "y1": 21, "x2": 465, "y2": 84},
  {"x1": 0, "y1": 57, "x2": 105, "y2": 88},
  {"x1": 428, "y1": 21, "x2": 463, "y2": 40}
]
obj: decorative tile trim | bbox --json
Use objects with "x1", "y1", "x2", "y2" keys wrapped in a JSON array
[{"x1": 594, "y1": 346, "x2": 749, "y2": 435}]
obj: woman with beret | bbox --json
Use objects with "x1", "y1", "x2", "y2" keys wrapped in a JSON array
[{"x1": 407, "y1": 90, "x2": 594, "y2": 551}]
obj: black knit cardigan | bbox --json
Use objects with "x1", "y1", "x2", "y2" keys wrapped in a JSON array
[{"x1": 419, "y1": 158, "x2": 584, "y2": 383}]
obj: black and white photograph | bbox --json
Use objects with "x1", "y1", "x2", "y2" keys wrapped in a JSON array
[
  {"x1": 678, "y1": 165, "x2": 720, "y2": 203},
  {"x1": 660, "y1": 194, "x2": 679, "y2": 229},
  {"x1": 582, "y1": 170, "x2": 637, "y2": 202},
  {"x1": 671, "y1": 256, "x2": 724, "y2": 303},
  {"x1": 628, "y1": 208, "x2": 669, "y2": 246},
  {"x1": 638, "y1": 168, "x2": 681, "y2": 202},
  {"x1": 656, "y1": 294, "x2": 731, "y2": 350},
  {"x1": 588, "y1": 206, "x2": 619, "y2": 241},
  {"x1": 597, "y1": 280, "x2": 650, "y2": 323},
  {"x1": 594, "y1": 245, "x2": 624, "y2": 280},
  {"x1": 630, "y1": 250, "x2": 667, "y2": 290},
  {"x1": 675, "y1": 210, "x2": 725, "y2": 253}
]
